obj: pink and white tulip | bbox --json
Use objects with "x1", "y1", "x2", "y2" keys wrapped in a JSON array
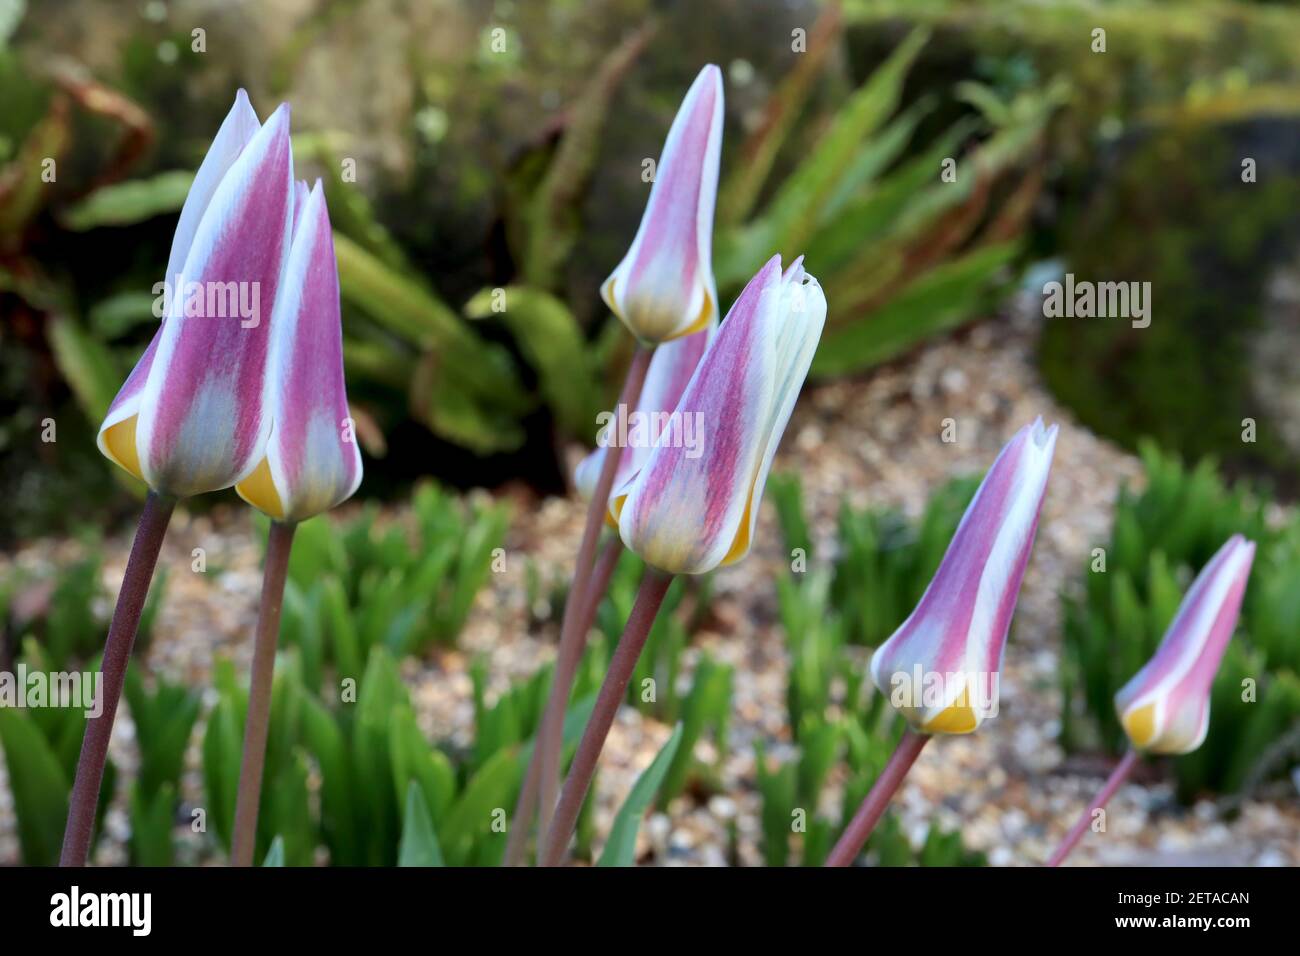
[
  {"x1": 1114, "y1": 535, "x2": 1255, "y2": 755},
  {"x1": 612, "y1": 255, "x2": 825, "y2": 575},
  {"x1": 98, "y1": 92, "x2": 294, "y2": 498},
  {"x1": 235, "y1": 182, "x2": 362, "y2": 521},
  {"x1": 574, "y1": 321, "x2": 715, "y2": 515},
  {"x1": 600, "y1": 64, "x2": 723, "y2": 345},
  {"x1": 870, "y1": 419, "x2": 1059, "y2": 734}
]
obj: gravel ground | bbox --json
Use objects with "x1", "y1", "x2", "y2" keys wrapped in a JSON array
[{"x1": 3, "y1": 303, "x2": 1298, "y2": 866}]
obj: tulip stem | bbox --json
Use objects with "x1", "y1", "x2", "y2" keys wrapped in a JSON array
[
  {"x1": 539, "y1": 568, "x2": 673, "y2": 867},
  {"x1": 230, "y1": 519, "x2": 298, "y2": 867},
  {"x1": 60, "y1": 491, "x2": 176, "y2": 867},
  {"x1": 504, "y1": 344, "x2": 652, "y2": 866},
  {"x1": 504, "y1": 535, "x2": 623, "y2": 866},
  {"x1": 824, "y1": 729, "x2": 930, "y2": 868},
  {"x1": 1046, "y1": 748, "x2": 1141, "y2": 867}
]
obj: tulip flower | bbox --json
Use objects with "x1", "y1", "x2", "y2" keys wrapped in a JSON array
[
  {"x1": 1047, "y1": 534, "x2": 1255, "y2": 866},
  {"x1": 540, "y1": 255, "x2": 825, "y2": 866},
  {"x1": 825, "y1": 419, "x2": 1059, "y2": 867},
  {"x1": 95, "y1": 90, "x2": 262, "y2": 483},
  {"x1": 611, "y1": 255, "x2": 826, "y2": 576},
  {"x1": 234, "y1": 181, "x2": 363, "y2": 523},
  {"x1": 600, "y1": 63, "x2": 723, "y2": 345},
  {"x1": 574, "y1": 321, "x2": 715, "y2": 510},
  {"x1": 98, "y1": 96, "x2": 295, "y2": 498},
  {"x1": 869, "y1": 418, "x2": 1059, "y2": 735},
  {"x1": 62, "y1": 92, "x2": 294, "y2": 867},
  {"x1": 1114, "y1": 534, "x2": 1255, "y2": 755}
]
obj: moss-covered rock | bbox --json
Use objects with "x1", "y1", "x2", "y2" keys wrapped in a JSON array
[{"x1": 1039, "y1": 115, "x2": 1300, "y2": 493}]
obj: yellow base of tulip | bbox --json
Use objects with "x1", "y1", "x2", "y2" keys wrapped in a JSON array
[
  {"x1": 102, "y1": 415, "x2": 144, "y2": 481},
  {"x1": 1121, "y1": 702, "x2": 1157, "y2": 749},
  {"x1": 921, "y1": 704, "x2": 979, "y2": 734},
  {"x1": 235, "y1": 457, "x2": 285, "y2": 519},
  {"x1": 670, "y1": 295, "x2": 714, "y2": 342},
  {"x1": 720, "y1": 497, "x2": 753, "y2": 566}
]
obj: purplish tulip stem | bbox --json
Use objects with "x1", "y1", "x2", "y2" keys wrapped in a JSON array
[
  {"x1": 1046, "y1": 748, "x2": 1140, "y2": 867},
  {"x1": 824, "y1": 729, "x2": 930, "y2": 868},
  {"x1": 539, "y1": 568, "x2": 673, "y2": 867},
  {"x1": 60, "y1": 491, "x2": 176, "y2": 867},
  {"x1": 504, "y1": 344, "x2": 652, "y2": 866},
  {"x1": 230, "y1": 519, "x2": 298, "y2": 867},
  {"x1": 504, "y1": 535, "x2": 623, "y2": 865}
]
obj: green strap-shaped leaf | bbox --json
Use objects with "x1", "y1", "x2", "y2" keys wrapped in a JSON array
[
  {"x1": 757, "y1": 27, "x2": 930, "y2": 255},
  {"x1": 334, "y1": 233, "x2": 464, "y2": 347},
  {"x1": 57, "y1": 171, "x2": 194, "y2": 231},
  {"x1": 408, "y1": 348, "x2": 529, "y2": 454},
  {"x1": 820, "y1": 96, "x2": 935, "y2": 223},
  {"x1": 398, "y1": 781, "x2": 445, "y2": 867},
  {"x1": 464, "y1": 285, "x2": 599, "y2": 438},
  {"x1": 659, "y1": 660, "x2": 730, "y2": 806},
  {"x1": 718, "y1": 2, "x2": 844, "y2": 226},
  {"x1": 0, "y1": 94, "x2": 71, "y2": 238},
  {"x1": 389, "y1": 708, "x2": 457, "y2": 823},
  {"x1": 262, "y1": 836, "x2": 285, "y2": 867},
  {"x1": 201, "y1": 693, "x2": 243, "y2": 852},
  {"x1": 335, "y1": 234, "x2": 530, "y2": 452},
  {"x1": 87, "y1": 291, "x2": 160, "y2": 339},
  {"x1": 801, "y1": 117, "x2": 979, "y2": 277},
  {"x1": 300, "y1": 695, "x2": 358, "y2": 866},
  {"x1": 812, "y1": 242, "x2": 1018, "y2": 377},
  {"x1": 0, "y1": 709, "x2": 70, "y2": 866},
  {"x1": 597, "y1": 724, "x2": 683, "y2": 867},
  {"x1": 293, "y1": 135, "x2": 413, "y2": 274},
  {"x1": 46, "y1": 313, "x2": 121, "y2": 423},
  {"x1": 440, "y1": 747, "x2": 519, "y2": 866},
  {"x1": 263, "y1": 752, "x2": 313, "y2": 866},
  {"x1": 128, "y1": 782, "x2": 176, "y2": 866}
]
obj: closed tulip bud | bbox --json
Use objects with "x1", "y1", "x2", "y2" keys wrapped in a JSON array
[
  {"x1": 574, "y1": 321, "x2": 715, "y2": 514},
  {"x1": 235, "y1": 182, "x2": 362, "y2": 521},
  {"x1": 870, "y1": 419, "x2": 1059, "y2": 735},
  {"x1": 1114, "y1": 534, "x2": 1255, "y2": 755},
  {"x1": 612, "y1": 255, "x2": 824, "y2": 574},
  {"x1": 601, "y1": 64, "x2": 723, "y2": 345},
  {"x1": 98, "y1": 93, "x2": 294, "y2": 498}
]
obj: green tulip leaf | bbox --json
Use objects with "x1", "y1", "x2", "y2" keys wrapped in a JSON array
[
  {"x1": 58, "y1": 171, "x2": 195, "y2": 231},
  {"x1": 464, "y1": 285, "x2": 599, "y2": 438},
  {"x1": 262, "y1": 836, "x2": 285, "y2": 867},
  {"x1": 398, "y1": 781, "x2": 445, "y2": 867},
  {"x1": 0, "y1": 709, "x2": 70, "y2": 866},
  {"x1": 597, "y1": 724, "x2": 683, "y2": 867}
]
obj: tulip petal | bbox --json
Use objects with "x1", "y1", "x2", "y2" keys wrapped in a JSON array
[
  {"x1": 601, "y1": 64, "x2": 723, "y2": 344},
  {"x1": 721, "y1": 256, "x2": 824, "y2": 566},
  {"x1": 870, "y1": 419, "x2": 1058, "y2": 734},
  {"x1": 98, "y1": 333, "x2": 160, "y2": 480},
  {"x1": 574, "y1": 321, "x2": 715, "y2": 511},
  {"x1": 163, "y1": 89, "x2": 263, "y2": 294},
  {"x1": 573, "y1": 446, "x2": 608, "y2": 505},
  {"x1": 615, "y1": 254, "x2": 824, "y2": 574},
  {"x1": 1114, "y1": 534, "x2": 1255, "y2": 754},
  {"x1": 98, "y1": 91, "x2": 262, "y2": 479},
  {"x1": 236, "y1": 182, "x2": 362, "y2": 521},
  {"x1": 133, "y1": 104, "x2": 295, "y2": 497},
  {"x1": 291, "y1": 178, "x2": 311, "y2": 230}
]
